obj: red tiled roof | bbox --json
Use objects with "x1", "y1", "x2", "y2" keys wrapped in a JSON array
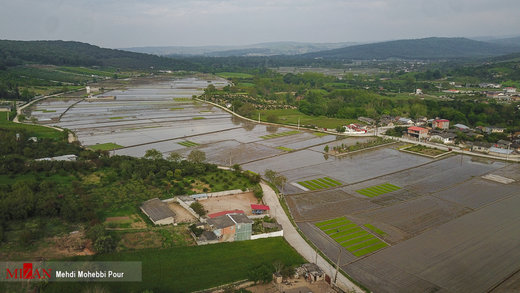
[
  {"x1": 434, "y1": 119, "x2": 449, "y2": 122},
  {"x1": 251, "y1": 204, "x2": 270, "y2": 210},
  {"x1": 207, "y1": 209, "x2": 244, "y2": 218},
  {"x1": 408, "y1": 126, "x2": 427, "y2": 132}
]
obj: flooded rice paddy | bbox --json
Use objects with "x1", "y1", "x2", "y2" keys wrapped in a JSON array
[{"x1": 31, "y1": 78, "x2": 520, "y2": 293}]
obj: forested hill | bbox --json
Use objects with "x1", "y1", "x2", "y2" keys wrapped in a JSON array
[
  {"x1": 302, "y1": 37, "x2": 520, "y2": 60},
  {"x1": 0, "y1": 40, "x2": 196, "y2": 70}
]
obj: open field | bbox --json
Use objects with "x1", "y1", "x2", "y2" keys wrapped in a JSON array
[
  {"x1": 286, "y1": 152, "x2": 520, "y2": 293},
  {"x1": 40, "y1": 238, "x2": 304, "y2": 293},
  {"x1": 402, "y1": 144, "x2": 449, "y2": 157},
  {"x1": 167, "y1": 202, "x2": 197, "y2": 223},
  {"x1": 297, "y1": 177, "x2": 342, "y2": 191},
  {"x1": 276, "y1": 146, "x2": 294, "y2": 152},
  {"x1": 178, "y1": 140, "x2": 199, "y2": 147},
  {"x1": 216, "y1": 72, "x2": 254, "y2": 79},
  {"x1": 257, "y1": 108, "x2": 359, "y2": 129},
  {"x1": 356, "y1": 183, "x2": 401, "y2": 197},
  {"x1": 260, "y1": 130, "x2": 299, "y2": 139},
  {"x1": 87, "y1": 142, "x2": 123, "y2": 151},
  {"x1": 199, "y1": 192, "x2": 258, "y2": 216},
  {"x1": 315, "y1": 217, "x2": 388, "y2": 257},
  {"x1": 0, "y1": 119, "x2": 64, "y2": 140}
]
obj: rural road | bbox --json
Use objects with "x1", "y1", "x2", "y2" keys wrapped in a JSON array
[{"x1": 260, "y1": 182, "x2": 364, "y2": 293}]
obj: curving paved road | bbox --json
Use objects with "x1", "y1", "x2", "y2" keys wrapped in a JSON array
[{"x1": 260, "y1": 182, "x2": 364, "y2": 293}]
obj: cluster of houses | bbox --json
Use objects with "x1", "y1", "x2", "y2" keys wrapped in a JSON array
[
  {"x1": 401, "y1": 118, "x2": 520, "y2": 156},
  {"x1": 437, "y1": 83, "x2": 519, "y2": 102},
  {"x1": 140, "y1": 192, "x2": 277, "y2": 246}
]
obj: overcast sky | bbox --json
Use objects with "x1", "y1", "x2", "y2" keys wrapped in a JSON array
[{"x1": 1, "y1": 0, "x2": 519, "y2": 48}]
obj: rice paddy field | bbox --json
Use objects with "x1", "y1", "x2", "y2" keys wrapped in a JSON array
[
  {"x1": 315, "y1": 217, "x2": 388, "y2": 257},
  {"x1": 356, "y1": 183, "x2": 401, "y2": 197},
  {"x1": 297, "y1": 177, "x2": 342, "y2": 191}
]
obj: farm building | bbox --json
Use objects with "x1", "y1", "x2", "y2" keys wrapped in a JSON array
[
  {"x1": 251, "y1": 204, "x2": 270, "y2": 215},
  {"x1": 140, "y1": 198, "x2": 176, "y2": 225},
  {"x1": 471, "y1": 141, "x2": 492, "y2": 153},
  {"x1": 207, "y1": 213, "x2": 253, "y2": 242},
  {"x1": 432, "y1": 119, "x2": 450, "y2": 130},
  {"x1": 35, "y1": 154, "x2": 77, "y2": 162},
  {"x1": 454, "y1": 124, "x2": 470, "y2": 131},
  {"x1": 407, "y1": 126, "x2": 429, "y2": 139}
]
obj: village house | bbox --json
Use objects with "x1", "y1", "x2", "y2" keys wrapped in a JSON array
[
  {"x1": 453, "y1": 124, "x2": 470, "y2": 131},
  {"x1": 429, "y1": 132, "x2": 457, "y2": 144},
  {"x1": 396, "y1": 117, "x2": 414, "y2": 125},
  {"x1": 407, "y1": 126, "x2": 429, "y2": 139},
  {"x1": 471, "y1": 141, "x2": 493, "y2": 153},
  {"x1": 207, "y1": 213, "x2": 253, "y2": 242},
  {"x1": 251, "y1": 204, "x2": 270, "y2": 215},
  {"x1": 482, "y1": 126, "x2": 505, "y2": 134},
  {"x1": 358, "y1": 116, "x2": 375, "y2": 125},
  {"x1": 432, "y1": 119, "x2": 450, "y2": 130}
]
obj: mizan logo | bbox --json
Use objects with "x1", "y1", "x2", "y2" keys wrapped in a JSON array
[{"x1": 6, "y1": 263, "x2": 52, "y2": 280}]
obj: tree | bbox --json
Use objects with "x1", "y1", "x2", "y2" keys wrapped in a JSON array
[
  {"x1": 232, "y1": 164, "x2": 241, "y2": 174},
  {"x1": 324, "y1": 145, "x2": 329, "y2": 153},
  {"x1": 336, "y1": 126, "x2": 346, "y2": 133},
  {"x1": 187, "y1": 150, "x2": 206, "y2": 164},
  {"x1": 273, "y1": 175, "x2": 287, "y2": 193},
  {"x1": 174, "y1": 169, "x2": 182, "y2": 179},
  {"x1": 167, "y1": 152, "x2": 181, "y2": 162},
  {"x1": 94, "y1": 235, "x2": 116, "y2": 253},
  {"x1": 190, "y1": 201, "x2": 206, "y2": 217},
  {"x1": 253, "y1": 186, "x2": 263, "y2": 201},
  {"x1": 144, "y1": 149, "x2": 162, "y2": 160},
  {"x1": 264, "y1": 169, "x2": 277, "y2": 183}
]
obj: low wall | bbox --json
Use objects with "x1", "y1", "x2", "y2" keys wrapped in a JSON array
[
  {"x1": 191, "y1": 189, "x2": 245, "y2": 200},
  {"x1": 250, "y1": 230, "x2": 283, "y2": 240},
  {"x1": 174, "y1": 197, "x2": 205, "y2": 222}
]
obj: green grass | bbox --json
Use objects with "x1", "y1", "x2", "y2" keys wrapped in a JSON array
[
  {"x1": 316, "y1": 217, "x2": 388, "y2": 257},
  {"x1": 216, "y1": 72, "x2": 254, "y2": 79},
  {"x1": 178, "y1": 141, "x2": 199, "y2": 147},
  {"x1": 257, "y1": 109, "x2": 360, "y2": 129},
  {"x1": 87, "y1": 142, "x2": 123, "y2": 151},
  {"x1": 173, "y1": 98, "x2": 193, "y2": 102},
  {"x1": 277, "y1": 146, "x2": 294, "y2": 152},
  {"x1": 364, "y1": 224, "x2": 386, "y2": 236},
  {"x1": 297, "y1": 177, "x2": 341, "y2": 191},
  {"x1": 192, "y1": 117, "x2": 206, "y2": 120},
  {"x1": 312, "y1": 132, "x2": 329, "y2": 137},
  {"x1": 0, "y1": 119, "x2": 64, "y2": 140},
  {"x1": 315, "y1": 217, "x2": 347, "y2": 227},
  {"x1": 169, "y1": 107, "x2": 184, "y2": 110},
  {"x1": 237, "y1": 82, "x2": 255, "y2": 87},
  {"x1": 0, "y1": 112, "x2": 8, "y2": 121},
  {"x1": 42, "y1": 238, "x2": 304, "y2": 293},
  {"x1": 260, "y1": 130, "x2": 300, "y2": 139},
  {"x1": 356, "y1": 183, "x2": 401, "y2": 198},
  {"x1": 108, "y1": 116, "x2": 126, "y2": 120}
]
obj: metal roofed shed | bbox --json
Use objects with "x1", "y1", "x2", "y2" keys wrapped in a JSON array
[
  {"x1": 207, "y1": 209, "x2": 245, "y2": 218},
  {"x1": 140, "y1": 198, "x2": 176, "y2": 225},
  {"x1": 251, "y1": 204, "x2": 270, "y2": 215}
]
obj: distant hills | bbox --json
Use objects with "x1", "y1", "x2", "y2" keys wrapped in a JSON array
[
  {"x1": 301, "y1": 37, "x2": 520, "y2": 60},
  {"x1": 122, "y1": 41, "x2": 356, "y2": 57},
  {"x1": 0, "y1": 40, "x2": 195, "y2": 70}
]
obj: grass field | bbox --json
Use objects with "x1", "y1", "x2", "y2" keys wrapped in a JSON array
[
  {"x1": 178, "y1": 140, "x2": 199, "y2": 147},
  {"x1": 257, "y1": 109, "x2": 359, "y2": 129},
  {"x1": 0, "y1": 119, "x2": 64, "y2": 140},
  {"x1": 260, "y1": 130, "x2": 299, "y2": 139},
  {"x1": 216, "y1": 72, "x2": 254, "y2": 79},
  {"x1": 277, "y1": 146, "x2": 294, "y2": 152},
  {"x1": 169, "y1": 107, "x2": 184, "y2": 110},
  {"x1": 88, "y1": 142, "x2": 123, "y2": 151},
  {"x1": 42, "y1": 238, "x2": 303, "y2": 293},
  {"x1": 403, "y1": 145, "x2": 449, "y2": 157},
  {"x1": 192, "y1": 117, "x2": 206, "y2": 120},
  {"x1": 356, "y1": 183, "x2": 401, "y2": 197},
  {"x1": 297, "y1": 177, "x2": 342, "y2": 191},
  {"x1": 316, "y1": 217, "x2": 388, "y2": 257},
  {"x1": 108, "y1": 116, "x2": 126, "y2": 120}
]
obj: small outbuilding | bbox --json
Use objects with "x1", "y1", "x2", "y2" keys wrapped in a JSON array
[
  {"x1": 251, "y1": 204, "x2": 270, "y2": 215},
  {"x1": 140, "y1": 198, "x2": 176, "y2": 225}
]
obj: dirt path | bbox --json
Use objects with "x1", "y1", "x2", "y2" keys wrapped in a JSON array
[{"x1": 260, "y1": 182, "x2": 364, "y2": 293}]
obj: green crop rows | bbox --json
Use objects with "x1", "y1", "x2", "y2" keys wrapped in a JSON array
[
  {"x1": 178, "y1": 141, "x2": 199, "y2": 147},
  {"x1": 316, "y1": 217, "x2": 388, "y2": 257},
  {"x1": 260, "y1": 130, "x2": 299, "y2": 139},
  {"x1": 297, "y1": 177, "x2": 342, "y2": 190},
  {"x1": 276, "y1": 146, "x2": 294, "y2": 152},
  {"x1": 356, "y1": 183, "x2": 401, "y2": 197}
]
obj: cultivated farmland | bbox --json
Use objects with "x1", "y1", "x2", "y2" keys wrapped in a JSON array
[
  {"x1": 315, "y1": 217, "x2": 388, "y2": 257},
  {"x1": 297, "y1": 177, "x2": 342, "y2": 191},
  {"x1": 356, "y1": 183, "x2": 401, "y2": 197},
  {"x1": 177, "y1": 140, "x2": 199, "y2": 147},
  {"x1": 260, "y1": 130, "x2": 299, "y2": 139}
]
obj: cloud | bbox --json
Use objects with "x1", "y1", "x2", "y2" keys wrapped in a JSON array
[{"x1": 0, "y1": 0, "x2": 519, "y2": 47}]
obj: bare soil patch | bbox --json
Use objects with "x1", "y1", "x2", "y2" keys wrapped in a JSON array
[
  {"x1": 199, "y1": 192, "x2": 259, "y2": 216},
  {"x1": 168, "y1": 202, "x2": 197, "y2": 223}
]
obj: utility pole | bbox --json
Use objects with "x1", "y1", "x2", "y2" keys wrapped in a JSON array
[
  {"x1": 298, "y1": 117, "x2": 300, "y2": 130},
  {"x1": 258, "y1": 112, "x2": 260, "y2": 123}
]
